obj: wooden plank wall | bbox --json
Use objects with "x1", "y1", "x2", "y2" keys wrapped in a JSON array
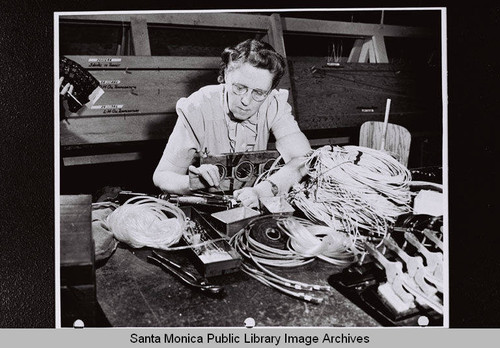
[
  {"x1": 60, "y1": 56, "x2": 219, "y2": 149},
  {"x1": 59, "y1": 13, "x2": 436, "y2": 166},
  {"x1": 289, "y1": 58, "x2": 441, "y2": 131}
]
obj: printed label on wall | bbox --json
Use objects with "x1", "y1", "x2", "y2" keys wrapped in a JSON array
[
  {"x1": 90, "y1": 104, "x2": 139, "y2": 114},
  {"x1": 99, "y1": 80, "x2": 121, "y2": 85},
  {"x1": 98, "y1": 80, "x2": 138, "y2": 90},
  {"x1": 88, "y1": 57, "x2": 122, "y2": 68},
  {"x1": 91, "y1": 104, "x2": 124, "y2": 109}
]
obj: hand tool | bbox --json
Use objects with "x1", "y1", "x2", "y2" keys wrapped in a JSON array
[{"x1": 147, "y1": 250, "x2": 224, "y2": 294}]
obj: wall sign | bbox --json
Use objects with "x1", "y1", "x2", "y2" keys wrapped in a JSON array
[{"x1": 88, "y1": 57, "x2": 122, "y2": 68}]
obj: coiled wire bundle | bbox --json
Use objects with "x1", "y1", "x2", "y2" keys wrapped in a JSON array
[
  {"x1": 289, "y1": 145, "x2": 412, "y2": 242},
  {"x1": 278, "y1": 217, "x2": 359, "y2": 265},
  {"x1": 230, "y1": 215, "x2": 357, "y2": 303},
  {"x1": 105, "y1": 196, "x2": 187, "y2": 250}
]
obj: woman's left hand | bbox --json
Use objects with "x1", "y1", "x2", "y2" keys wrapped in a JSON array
[{"x1": 233, "y1": 187, "x2": 260, "y2": 208}]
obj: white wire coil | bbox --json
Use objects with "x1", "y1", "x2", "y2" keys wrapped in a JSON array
[
  {"x1": 105, "y1": 196, "x2": 187, "y2": 249},
  {"x1": 289, "y1": 145, "x2": 412, "y2": 240}
]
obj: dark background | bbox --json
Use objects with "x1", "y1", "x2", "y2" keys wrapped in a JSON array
[{"x1": 0, "y1": 0, "x2": 497, "y2": 327}]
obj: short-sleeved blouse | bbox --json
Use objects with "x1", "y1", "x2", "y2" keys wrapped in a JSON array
[{"x1": 161, "y1": 84, "x2": 303, "y2": 173}]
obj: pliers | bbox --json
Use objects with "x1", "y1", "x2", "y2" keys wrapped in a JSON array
[{"x1": 147, "y1": 250, "x2": 224, "y2": 294}]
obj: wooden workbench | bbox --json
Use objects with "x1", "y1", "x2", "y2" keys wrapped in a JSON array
[{"x1": 94, "y1": 243, "x2": 380, "y2": 327}]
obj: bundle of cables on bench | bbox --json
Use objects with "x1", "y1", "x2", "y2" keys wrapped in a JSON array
[
  {"x1": 230, "y1": 215, "x2": 358, "y2": 303},
  {"x1": 230, "y1": 145, "x2": 413, "y2": 303}
]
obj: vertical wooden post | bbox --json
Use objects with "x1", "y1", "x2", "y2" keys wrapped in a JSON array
[
  {"x1": 268, "y1": 13, "x2": 296, "y2": 114},
  {"x1": 372, "y1": 34, "x2": 389, "y2": 63},
  {"x1": 130, "y1": 16, "x2": 151, "y2": 56},
  {"x1": 358, "y1": 37, "x2": 386, "y2": 63},
  {"x1": 368, "y1": 40, "x2": 376, "y2": 63},
  {"x1": 358, "y1": 38, "x2": 373, "y2": 63},
  {"x1": 268, "y1": 15, "x2": 286, "y2": 53},
  {"x1": 352, "y1": 35, "x2": 388, "y2": 63},
  {"x1": 348, "y1": 39, "x2": 364, "y2": 62}
]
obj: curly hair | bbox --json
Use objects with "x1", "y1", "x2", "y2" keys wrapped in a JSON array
[{"x1": 217, "y1": 39, "x2": 286, "y2": 90}]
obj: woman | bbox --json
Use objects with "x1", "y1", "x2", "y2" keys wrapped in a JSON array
[{"x1": 153, "y1": 39, "x2": 311, "y2": 208}]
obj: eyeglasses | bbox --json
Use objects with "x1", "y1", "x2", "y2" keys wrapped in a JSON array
[{"x1": 231, "y1": 83, "x2": 270, "y2": 102}]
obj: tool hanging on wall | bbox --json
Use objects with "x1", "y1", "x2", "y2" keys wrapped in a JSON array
[{"x1": 59, "y1": 56, "x2": 104, "y2": 112}]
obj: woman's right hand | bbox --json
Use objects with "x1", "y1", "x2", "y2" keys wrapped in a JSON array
[{"x1": 188, "y1": 164, "x2": 221, "y2": 188}]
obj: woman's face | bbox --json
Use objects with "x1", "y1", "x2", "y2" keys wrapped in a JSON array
[{"x1": 225, "y1": 62, "x2": 273, "y2": 121}]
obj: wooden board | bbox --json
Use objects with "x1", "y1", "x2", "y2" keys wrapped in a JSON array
[
  {"x1": 65, "y1": 69, "x2": 218, "y2": 117},
  {"x1": 60, "y1": 195, "x2": 97, "y2": 326},
  {"x1": 62, "y1": 152, "x2": 144, "y2": 166},
  {"x1": 60, "y1": 56, "x2": 220, "y2": 119},
  {"x1": 60, "y1": 55, "x2": 219, "y2": 150},
  {"x1": 359, "y1": 121, "x2": 412, "y2": 166},
  {"x1": 266, "y1": 13, "x2": 294, "y2": 115},
  {"x1": 60, "y1": 13, "x2": 432, "y2": 38},
  {"x1": 281, "y1": 16, "x2": 433, "y2": 38},
  {"x1": 130, "y1": 16, "x2": 151, "y2": 55},
  {"x1": 60, "y1": 195, "x2": 93, "y2": 267},
  {"x1": 348, "y1": 39, "x2": 364, "y2": 62},
  {"x1": 289, "y1": 58, "x2": 441, "y2": 131},
  {"x1": 60, "y1": 113, "x2": 177, "y2": 146},
  {"x1": 372, "y1": 34, "x2": 389, "y2": 63},
  {"x1": 61, "y1": 13, "x2": 270, "y2": 31},
  {"x1": 65, "y1": 55, "x2": 220, "y2": 70}
]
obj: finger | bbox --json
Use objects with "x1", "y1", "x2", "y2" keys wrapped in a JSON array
[
  {"x1": 240, "y1": 197, "x2": 258, "y2": 208},
  {"x1": 248, "y1": 200, "x2": 259, "y2": 208},
  {"x1": 206, "y1": 165, "x2": 220, "y2": 186},
  {"x1": 237, "y1": 194, "x2": 252, "y2": 205},
  {"x1": 68, "y1": 84, "x2": 74, "y2": 94},
  {"x1": 240, "y1": 199, "x2": 250, "y2": 207},
  {"x1": 238, "y1": 195, "x2": 249, "y2": 205},
  {"x1": 200, "y1": 170, "x2": 215, "y2": 186},
  {"x1": 59, "y1": 77, "x2": 64, "y2": 86},
  {"x1": 196, "y1": 166, "x2": 214, "y2": 186},
  {"x1": 188, "y1": 165, "x2": 200, "y2": 175},
  {"x1": 233, "y1": 188, "x2": 247, "y2": 200},
  {"x1": 189, "y1": 165, "x2": 217, "y2": 187}
]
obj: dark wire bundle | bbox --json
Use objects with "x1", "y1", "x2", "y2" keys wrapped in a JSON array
[{"x1": 288, "y1": 145, "x2": 412, "y2": 246}]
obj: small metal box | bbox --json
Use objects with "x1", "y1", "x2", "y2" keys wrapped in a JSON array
[
  {"x1": 210, "y1": 207, "x2": 261, "y2": 237},
  {"x1": 259, "y1": 196, "x2": 295, "y2": 216},
  {"x1": 181, "y1": 206, "x2": 242, "y2": 278}
]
